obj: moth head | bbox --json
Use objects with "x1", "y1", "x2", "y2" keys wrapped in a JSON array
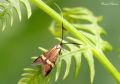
[{"x1": 55, "y1": 44, "x2": 61, "y2": 49}]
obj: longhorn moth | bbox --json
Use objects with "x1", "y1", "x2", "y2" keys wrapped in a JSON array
[
  {"x1": 32, "y1": 4, "x2": 80, "y2": 76},
  {"x1": 32, "y1": 22, "x2": 64, "y2": 76}
]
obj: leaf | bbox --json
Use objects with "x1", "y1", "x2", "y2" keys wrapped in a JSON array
[
  {"x1": 73, "y1": 51, "x2": 82, "y2": 77},
  {"x1": 0, "y1": 0, "x2": 32, "y2": 31},
  {"x1": 55, "y1": 58, "x2": 62, "y2": 81},
  {"x1": 18, "y1": 67, "x2": 44, "y2": 84},
  {"x1": 49, "y1": 7, "x2": 112, "y2": 84},
  {"x1": 9, "y1": 0, "x2": 22, "y2": 21},
  {"x1": 18, "y1": 7, "x2": 112, "y2": 84},
  {"x1": 20, "y1": 0, "x2": 32, "y2": 19},
  {"x1": 7, "y1": 9, "x2": 14, "y2": 26},
  {"x1": 18, "y1": 48, "x2": 51, "y2": 84},
  {"x1": 1, "y1": 17, "x2": 6, "y2": 32},
  {"x1": 83, "y1": 50, "x2": 95, "y2": 83}
]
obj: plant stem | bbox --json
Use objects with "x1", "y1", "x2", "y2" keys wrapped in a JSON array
[
  {"x1": 30, "y1": 0, "x2": 120, "y2": 83},
  {"x1": 93, "y1": 49, "x2": 120, "y2": 83},
  {"x1": 30, "y1": 0, "x2": 88, "y2": 45}
]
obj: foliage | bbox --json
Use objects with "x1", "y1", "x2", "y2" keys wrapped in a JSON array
[
  {"x1": 18, "y1": 7, "x2": 112, "y2": 84},
  {"x1": 18, "y1": 66, "x2": 50, "y2": 84},
  {"x1": 0, "y1": 0, "x2": 31, "y2": 31},
  {"x1": 0, "y1": 0, "x2": 120, "y2": 84},
  {"x1": 49, "y1": 7, "x2": 112, "y2": 83}
]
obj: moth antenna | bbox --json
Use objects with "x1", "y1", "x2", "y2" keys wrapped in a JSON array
[
  {"x1": 52, "y1": 2, "x2": 81, "y2": 46},
  {"x1": 52, "y1": 2, "x2": 64, "y2": 47}
]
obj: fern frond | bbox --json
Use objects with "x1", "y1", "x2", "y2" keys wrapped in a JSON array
[
  {"x1": 18, "y1": 7, "x2": 112, "y2": 84},
  {"x1": 18, "y1": 49, "x2": 51, "y2": 84},
  {"x1": 18, "y1": 56, "x2": 50, "y2": 84},
  {"x1": 18, "y1": 67, "x2": 47, "y2": 84},
  {"x1": 0, "y1": 0, "x2": 32, "y2": 31},
  {"x1": 55, "y1": 38, "x2": 95, "y2": 83},
  {"x1": 49, "y1": 7, "x2": 112, "y2": 83}
]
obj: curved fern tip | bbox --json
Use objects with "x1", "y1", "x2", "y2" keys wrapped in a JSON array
[
  {"x1": 20, "y1": 0, "x2": 32, "y2": 19},
  {"x1": 0, "y1": 0, "x2": 32, "y2": 31},
  {"x1": 38, "y1": 47, "x2": 47, "y2": 52},
  {"x1": 31, "y1": 56, "x2": 38, "y2": 60},
  {"x1": 2, "y1": 22, "x2": 6, "y2": 32}
]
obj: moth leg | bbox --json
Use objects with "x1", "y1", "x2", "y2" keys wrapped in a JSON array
[{"x1": 59, "y1": 48, "x2": 62, "y2": 55}]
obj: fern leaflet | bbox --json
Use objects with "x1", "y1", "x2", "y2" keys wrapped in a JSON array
[
  {"x1": 0, "y1": 0, "x2": 32, "y2": 31},
  {"x1": 18, "y1": 7, "x2": 112, "y2": 84}
]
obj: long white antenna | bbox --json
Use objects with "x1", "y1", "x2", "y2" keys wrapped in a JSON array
[
  {"x1": 53, "y1": 2, "x2": 63, "y2": 23},
  {"x1": 52, "y1": 2, "x2": 64, "y2": 46}
]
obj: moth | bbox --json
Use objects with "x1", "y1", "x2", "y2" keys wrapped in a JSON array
[
  {"x1": 33, "y1": 19, "x2": 64, "y2": 76},
  {"x1": 32, "y1": 4, "x2": 80, "y2": 76},
  {"x1": 32, "y1": 44, "x2": 62, "y2": 76}
]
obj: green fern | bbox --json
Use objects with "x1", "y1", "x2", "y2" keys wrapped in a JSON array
[
  {"x1": 18, "y1": 66, "x2": 50, "y2": 84},
  {"x1": 49, "y1": 7, "x2": 111, "y2": 83},
  {"x1": 18, "y1": 48, "x2": 51, "y2": 84},
  {"x1": 0, "y1": 0, "x2": 119, "y2": 84},
  {"x1": 18, "y1": 7, "x2": 112, "y2": 84},
  {"x1": 0, "y1": 0, "x2": 31, "y2": 31}
]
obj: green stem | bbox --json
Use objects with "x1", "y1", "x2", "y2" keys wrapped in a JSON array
[
  {"x1": 30, "y1": 0, "x2": 120, "y2": 83},
  {"x1": 30, "y1": 0, "x2": 88, "y2": 45},
  {"x1": 93, "y1": 49, "x2": 120, "y2": 83}
]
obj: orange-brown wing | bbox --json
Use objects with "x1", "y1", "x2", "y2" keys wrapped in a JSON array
[
  {"x1": 33, "y1": 45, "x2": 61, "y2": 76},
  {"x1": 48, "y1": 45, "x2": 61, "y2": 63},
  {"x1": 48, "y1": 49, "x2": 60, "y2": 63},
  {"x1": 32, "y1": 56, "x2": 43, "y2": 66},
  {"x1": 43, "y1": 46, "x2": 56, "y2": 59},
  {"x1": 32, "y1": 46, "x2": 57, "y2": 66},
  {"x1": 42, "y1": 63, "x2": 52, "y2": 76}
]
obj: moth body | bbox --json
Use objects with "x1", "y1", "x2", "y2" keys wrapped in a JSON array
[{"x1": 33, "y1": 44, "x2": 61, "y2": 76}]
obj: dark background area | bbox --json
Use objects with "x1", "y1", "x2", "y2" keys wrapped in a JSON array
[{"x1": 0, "y1": 0, "x2": 120, "y2": 84}]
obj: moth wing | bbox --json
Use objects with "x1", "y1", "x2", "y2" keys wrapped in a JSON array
[
  {"x1": 32, "y1": 49, "x2": 50, "y2": 65},
  {"x1": 43, "y1": 46, "x2": 56, "y2": 58},
  {"x1": 32, "y1": 56, "x2": 43, "y2": 66},
  {"x1": 42, "y1": 64, "x2": 52, "y2": 76},
  {"x1": 48, "y1": 48, "x2": 61, "y2": 63}
]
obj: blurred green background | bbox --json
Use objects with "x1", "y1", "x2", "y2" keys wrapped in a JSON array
[{"x1": 0, "y1": 0, "x2": 120, "y2": 84}]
